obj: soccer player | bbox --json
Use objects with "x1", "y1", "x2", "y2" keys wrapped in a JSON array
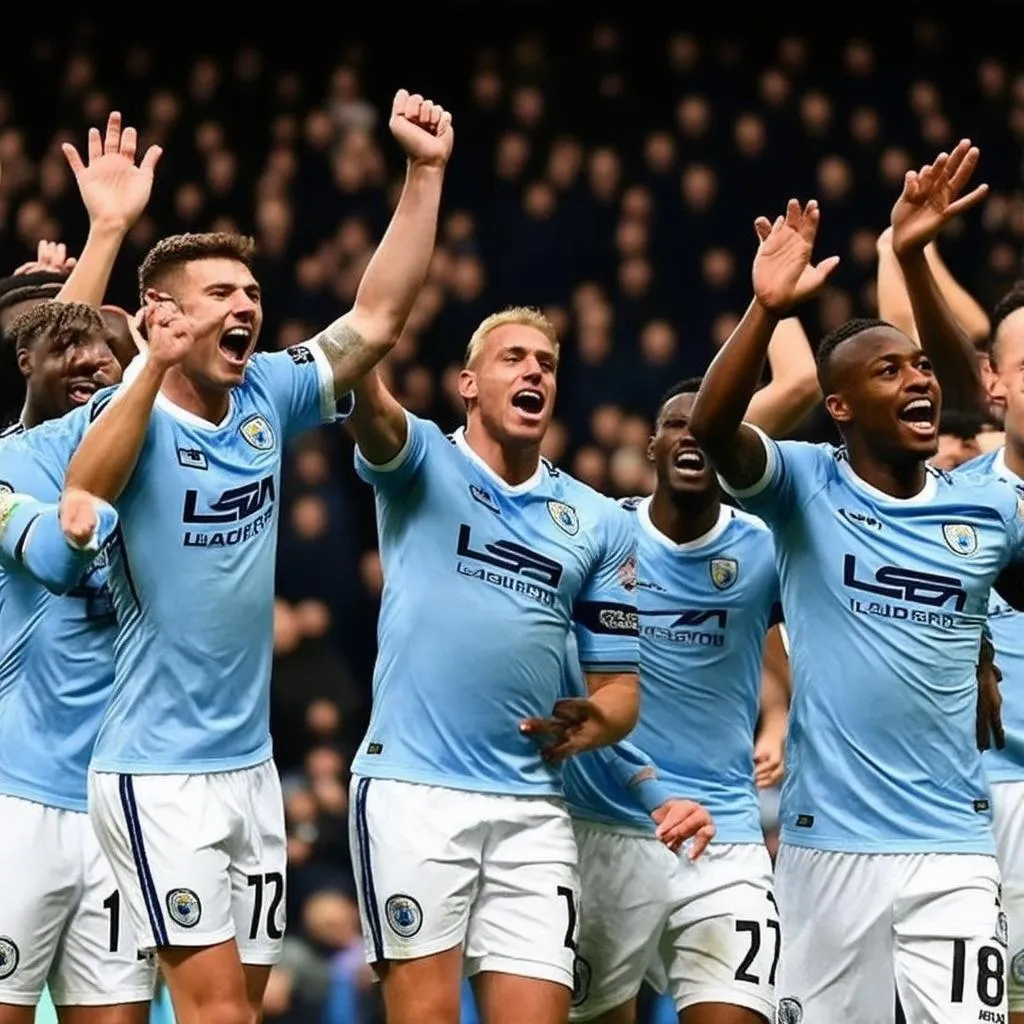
[
  {"x1": 59, "y1": 90, "x2": 453, "y2": 1024},
  {"x1": 344, "y1": 303, "x2": 640, "y2": 1024},
  {"x1": 565, "y1": 373, "x2": 803, "y2": 1024},
  {"x1": 0, "y1": 301, "x2": 152, "y2": 1024},
  {"x1": 689, "y1": 142, "x2": 1022, "y2": 1024},
  {"x1": 0, "y1": 110, "x2": 162, "y2": 1024},
  {"x1": 957, "y1": 282, "x2": 1024, "y2": 1024}
]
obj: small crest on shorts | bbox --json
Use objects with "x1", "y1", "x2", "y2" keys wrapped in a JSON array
[
  {"x1": 547, "y1": 500, "x2": 579, "y2": 537},
  {"x1": 166, "y1": 888, "x2": 202, "y2": 928},
  {"x1": 571, "y1": 956, "x2": 591, "y2": 1007},
  {"x1": 0, "y1": 937, "x2": 18, "y2": 980},
  {"x1": 777, "y1": 997, "x2": 803, "y2": 1024},
  {"x1": 1012, "y1": 950, "x2": 1024, "y2": 984},
  {"x1": 995, "y1": 911, "x2": 1009, "y2": 948},
  {"x1": 710, "y1": 557, "x2": 738, "y2": 590},
  {"x1": 384, "y1": 894, "x2": 422, "y2": 938},
  {"x1": 240, "y1": 414, "x2": 275, "y2": 452},
  {"x1": 942, "y1": 522, "x2": 978, "y2": 557}
]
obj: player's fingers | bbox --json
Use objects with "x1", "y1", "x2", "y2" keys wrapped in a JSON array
[
  {"x1": 783, "y1": 198, "x2": 801, "y2": 229},
  {"x1": 428, "y1": 102, "x2": 443, "y2": 130},
  {"x1": 944, "y1": 138, "x2": 973, "y2": 186},
  {"x1": 404, "y1": 92, "x2": 424, "y2": 123},
  {"x1": 120, "y1": 125, "x2": 138, "y2": 162},
  {"x1": 688, "y1": 825, "x2": 716, "y2": 862},
  {"x1": 392, "y1": 88, "x2": 410, "y2": 118},
  {"x1": 946, "y1": 183, "x2": 989, "y2": 218},
  {"x1": 518, "y1": 716, "x2": 562, "y2": 736},
  {"x1": 139, "y1": 144, "x2": 163, "y2": 174},
  {"x1": 62, "y1": 143, "x2": 86, "y2": 176},
  {"x1": 104, "y1": 110, "x2": 122, "y2": 153},
  {"x1": 419, "y1": 99, "x2": 435, "y2": 125},
  {"x1": 753, "y1": 216, "x2": 772, "y2": 241},
  {"x1": 439, "y1": 109, "x2": 453, "y2": 134},
  {"x1": 87, "y1": 127, "x2": 102, "y2": 163}
]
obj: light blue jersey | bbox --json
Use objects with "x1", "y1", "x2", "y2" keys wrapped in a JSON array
[
  {"x1": 0, "y1": 409, "x2": 118, "y2": 811},
  {"x1": 564, "y1": 499, "x2": 779, "y2": 841},
  {"x1": 729, "y1": 426, "x2": 1024, "y2": 854},
  {"x1": 86, "y1": 341, "x2": 350, "y2": 774},
  {"x1": 351, "y1": 413, "x2": 639, "y2": 795},
  {"x1": 957, "y1": 447, "x2": 1024, "y2": 782}
]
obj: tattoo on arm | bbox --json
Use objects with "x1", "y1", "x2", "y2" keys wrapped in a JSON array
[{"x1": 317, "y1": 321, "x2": 373, "y2": 382}]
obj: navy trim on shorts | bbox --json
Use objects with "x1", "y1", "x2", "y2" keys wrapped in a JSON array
[
  {"x1": 354, "y1": 778, "x2": 384, "y2": 960},
  {"x1": 118, "y1": 774, "x2": 169, "y2": 946}
]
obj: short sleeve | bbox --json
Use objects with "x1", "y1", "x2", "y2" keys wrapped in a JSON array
[
  {"x1": 248, "y1": 342, "x2": 354, "y2": 440},
  {"x1": 353, "y1": 411, "x2": 433, "y2": 494},
  {"x1": 1003, "y1": 485, "x2": 1024, "y2": 566},
  {"x1": 572, "y1": 501, "x2": 639, "y2": 672},
  {"x1": 719, "y1": 425, "x2": 832, "y2": 526}
]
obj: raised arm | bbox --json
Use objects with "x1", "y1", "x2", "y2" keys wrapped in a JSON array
[
  {"x1": 889, "y1": 140, "x2": 989, "y2": 412},
  {"x1": 877, "y1": 230, "x2": 990, "y2": 347},
  {"x1": 688, "y1": 199, "x2": 839, "y2": 490},
  {"x1": 745, "y1": 317, "x2": 821, "y2": 436},
  {"x1": 315, "y1": 90, "x2": 451, "y2": 442},
  {"x1": 57, "y1": 111, "x2": 161, "y2": 308},
  {"x1": 62, "y1": 303, "x2": 193, "y2": 504}
]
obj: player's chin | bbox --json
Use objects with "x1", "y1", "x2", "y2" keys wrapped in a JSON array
[
  {"x1": 505, "y1": 410, "x2": 550, "y2": 445},
  {"x1": 665, "y1": 466, "x2": 715, "y2": 496},
  {"x1": 895, "y1": 420, "x2": 939, "y2": 456}
]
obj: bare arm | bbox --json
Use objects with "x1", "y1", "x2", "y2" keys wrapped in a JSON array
[
  {"x1": 689, "y1": 199, "x2": 839, "y2": 489},
  {"x1": 57, "y1": 111, "x2": 161, "y2": 307},
  {"x1": 63, "y1": 305, "x2": 192, "y2": 503},
  {"x1": 745, "y1": 316, "x2": 821, "y2": 436},
  {"x1": 315, "y1": 92, "x2": 451, "y2": 404},
  {"x1": 582, "y1": 670, "x2": 640, "y2": 747},
  {"x1": 753, "y1": 623, "x2": 789, "y2": 788},
  {"x1": 345, "y1": 369, "x2": 408, "y2": 466},
  {"x1": 890, "y1": 140, "x2": 989, "y2": 411},
  {"x1": 877, "y1": 230, "x2": 990, "y2": 347}
]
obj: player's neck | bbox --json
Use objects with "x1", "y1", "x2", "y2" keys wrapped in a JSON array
[
  {"x1": 847, "y1": 445, "x2": 927, "y2": 499},
  {"x1": 1003, "y1": 432, "x2": 1024, "y2": 480},
  {"x1": 649, "y1": 486, "x2": 721, "y2": 544},
  {"x1": 463, "y1": 422, "x2": 539, "y2": 486},
  {"x1": 160, "y1": 367, "x2": 231, "y2": 425},
  {"x1": 18, "y1": 398, "x2": 43, "y2": 429}
]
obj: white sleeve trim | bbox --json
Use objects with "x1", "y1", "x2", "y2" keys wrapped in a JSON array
[
  {"x1": 304, "y1": 337, "x2": 340, "y2": 423},
  {"x1": 717, "y1": 423, "x2": 776, "y2": 499},
  {"x1": 356, "y1": 409, "x2": 414, "y2": 473}
]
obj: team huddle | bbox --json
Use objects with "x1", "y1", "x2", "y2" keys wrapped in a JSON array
[{"x1": 0, "y1": 84, "x2": 1023, "y2": 1024}]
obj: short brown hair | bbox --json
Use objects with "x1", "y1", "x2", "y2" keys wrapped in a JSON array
[
  {"x1": 6, "y1": 300, "x2": 108, "y2": 352},
  {"x1": 463, "y1": 306, "x2": 560, "y2": 367},
  {"x1": 138, "y1": 232, "x2": 256, "y2": 299}
]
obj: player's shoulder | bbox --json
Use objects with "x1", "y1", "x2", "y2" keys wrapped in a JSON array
[
  {"x1": 727, "y1": 505, "x2": 772, "y2": 537},
  {"x1": 550, "y1": 465, "x2": 624, "y2": 521},
  {"x1": 952, "y1": 448, "x2": 1000, "y2": 478}
]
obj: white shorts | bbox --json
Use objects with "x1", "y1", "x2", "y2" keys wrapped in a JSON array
[
  {"x1": 0, "y1": 794, "x2": 155, "y2": 1006},
  {"x1": 349, "y1": 776, "x2": 579, "y2": 989},
  {"x1": 570, "y1": 821, "x2": 776, "y2": 1022},
  {"x1": 775, "y1": 844, "x2": 1006, "y2": 1024},
  {"x1": 88, "y1": 760, "x2": 286, "y2": 964},
  {"x1": 993, "y1": 781, "x2": 1024, "y2": 1011}
]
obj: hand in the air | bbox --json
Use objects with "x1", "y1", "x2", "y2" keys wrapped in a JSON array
[{"x1": 388, "y1": 89, "x2": 454, "y2": 168}]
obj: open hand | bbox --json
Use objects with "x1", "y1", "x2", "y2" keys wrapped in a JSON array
[
  {"x1": 890, "y1": 140, "x2": 988, "y2": 258},
  {"x1": 62, "y1": 111, "x2": 162, "y2": 234},
  {"x1": 752, "y1": 199, "x2": 840, "y2": 314}
]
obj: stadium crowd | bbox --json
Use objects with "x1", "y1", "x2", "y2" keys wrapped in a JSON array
[{"x1": 1, "y1": 12, "x2": 1023, "y2": 1024}]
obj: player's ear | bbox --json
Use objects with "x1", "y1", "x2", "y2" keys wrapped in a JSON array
[
  {"x1": 646, "y1": 434, "x2": 656, "y2": 462},
  {"x1": 824, "y1": 391, "x2": 852, "y2": 424},
  {"x1": 989, "y1": 372, "x2": 1007, "y2": 401},
  {"x1": 458, "y1": 368, "x2": 478, "y2": 403},
  {"x1": 15, "y1": 345, "x2": 32, "y2": 380}
]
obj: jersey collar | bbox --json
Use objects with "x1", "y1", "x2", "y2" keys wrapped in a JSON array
[
  {"x1": 837, "y1": 458, "x2": 937, "y2": 504},
  {"x1": 994, "y1": 446, "x2": 1024, "y2": 487},
  {"x1": 453, "y1": 427, "x2": 544, "y2": 494},
  {"x1": 638, "y1": 496, "x2": 732, "y2": 552}
]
